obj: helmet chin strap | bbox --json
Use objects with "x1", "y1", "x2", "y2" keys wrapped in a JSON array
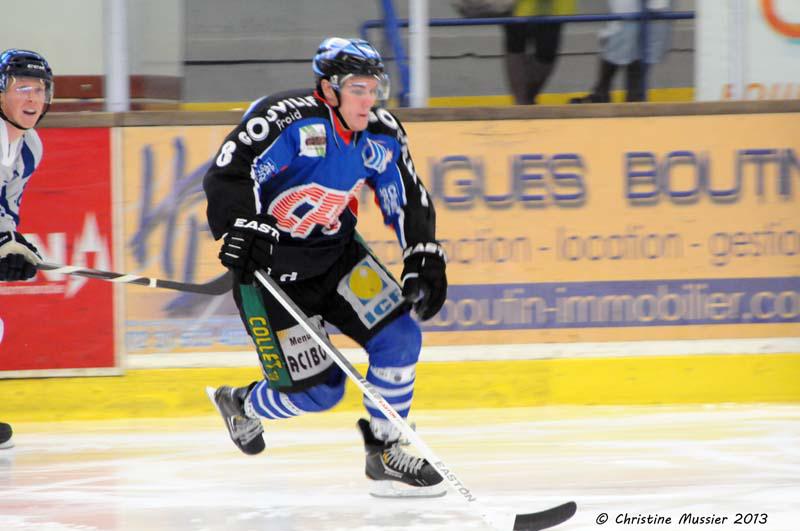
[
  {"x1": 0, "y1": 107, "x2": 30, "y2": 131},
  {"x1": 319, "y1": 80, "x2": 352, "y2": 130},
  {"x1": 331, "y1": 104, "x2": 351, "y2": 131},
  {"x1": 328, "y1": 89, "x2": 352, "y2": 130}
]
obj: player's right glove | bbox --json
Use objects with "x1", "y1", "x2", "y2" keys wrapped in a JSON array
[
  {"x1": 0, "y1": 231, "x2": 42, "y2": 281},
  {"x1": 219, "y1": 215, "x2": 280, "y2": 284},
  {"x1": 401, "y1": 242, "x2": 447, "y2": 321}
]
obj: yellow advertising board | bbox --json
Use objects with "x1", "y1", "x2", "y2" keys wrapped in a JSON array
[
  {"x1": 118, "y1": 113, "x2": 799, "y2": 354},
  {"x1": 120, "y1": 125, "x2": 239, "y2": 353},
  {"x1": 362, "y1": 114, "x2": 800, "y2": 344}
]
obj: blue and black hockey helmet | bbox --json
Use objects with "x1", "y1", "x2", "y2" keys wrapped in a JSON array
[
  {"x1": 0, "y1": 49, "x2": 54, "y2": 126},
  {"x1": 312, "y1": 38, "x2": 389, "y2": 101}
]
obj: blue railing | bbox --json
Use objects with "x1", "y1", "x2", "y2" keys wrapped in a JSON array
[
  {"x1": 377, "y1": 0, "x2": 411, "y2": 108},
  {"x1": 361, "y1": 7, "x2": 695, "y2": 107}
]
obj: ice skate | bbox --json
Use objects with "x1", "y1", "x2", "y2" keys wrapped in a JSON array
[
  {"x1": 357, "y1": 418, "x2": 446, "y2": 498},
  {"x1": 0, "y1": 422, "x2": 13, "y2": 449},
  {"x1": 206, "y1": 386, "x2": 265, "y2": 455}
]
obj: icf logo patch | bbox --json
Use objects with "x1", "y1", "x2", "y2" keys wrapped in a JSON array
[{"x1": 337, "y1": 255, "x2": 402, "y2": 328}]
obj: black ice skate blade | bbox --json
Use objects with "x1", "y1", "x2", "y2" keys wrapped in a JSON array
[{"x1": 513, "y1": 501, "x2": 577, "y2": 531}]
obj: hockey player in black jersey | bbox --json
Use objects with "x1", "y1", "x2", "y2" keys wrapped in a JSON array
[{"x1": 203, "y1": 37, "x2": 447, "y2": 497}]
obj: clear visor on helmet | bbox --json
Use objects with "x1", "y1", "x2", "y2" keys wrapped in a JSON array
[
  {"x1": 333, "y1": 73, "x2": 391, "y2": 102},
  {"x1": 6, "y1": 76, "x2": 54, "y2": 106}
]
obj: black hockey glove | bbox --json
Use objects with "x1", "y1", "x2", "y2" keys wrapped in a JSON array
[
  {"x1": 401, "y1": 242, "x2": 447, "y2": 321},
  {"x1": 219, "y1": 215, "x2": 280, "y2": 284},
  {"x1": 0, "y1": 231, "x2": 42, "y2": 281}
]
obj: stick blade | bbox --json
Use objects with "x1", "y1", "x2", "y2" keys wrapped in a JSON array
[{"x1": 513, "y1": 501, "x2": 577, "y2": 531}]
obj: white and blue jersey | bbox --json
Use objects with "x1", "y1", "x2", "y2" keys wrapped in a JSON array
[
  {"x1": 0, "y1": 118, "x2": 43, "y2": 233},
  {"x1": 203, "y1": 89, "x2": 436, "y2": 280}
]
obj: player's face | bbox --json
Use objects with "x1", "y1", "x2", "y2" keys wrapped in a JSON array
[
  {"x1": 0, "y1": 76, "x2": 48, "y2": 129},
  {"x1": 338, "y1": 76, "x2": 379, "y2": 131}
]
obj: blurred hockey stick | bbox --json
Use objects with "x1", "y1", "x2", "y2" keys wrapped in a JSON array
[
  {"x1": 37, "y1": 262, "x2": 232, "y2": 295},
  {"x1": 254, "y1": 270, "x2": 576, "y2": 531}
]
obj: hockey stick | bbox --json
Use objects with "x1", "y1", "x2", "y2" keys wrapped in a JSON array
[
  {"x1": 37, "y1": 262, "x2": 232, "y2": 295},
  {"x1": 254, "y1": 270, "x2": 576, "y2": 531}
]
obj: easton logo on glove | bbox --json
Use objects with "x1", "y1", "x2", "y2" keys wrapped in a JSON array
[
  {"x1": 400, "y1": 242, "x2": 447, "y2": 321},
  {"x1": 219, "y1": 215, "x2": 281, "y2": 284},
  {"x1": 233, "y1": 217, "x2": 281, "y2": 240},
  {"x1": 402, "y1": 242, "x2": 446, "y2": 262}
]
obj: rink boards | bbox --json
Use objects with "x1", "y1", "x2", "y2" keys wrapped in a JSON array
[
  {"x1": 1, "y1": 351, "x2": 799, "y2": 422},
  {"x1": 0, "y1": 102, "x2": 798, "y2": 415}
]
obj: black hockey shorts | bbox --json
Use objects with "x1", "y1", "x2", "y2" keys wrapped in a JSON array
[{"x1": 232, "y1": 236, "x2": 409, "y2": 393}]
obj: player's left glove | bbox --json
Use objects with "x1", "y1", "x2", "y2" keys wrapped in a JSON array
[
  {"x1": 401, "y1": 242, "x2": 447, "y2": 321},
  {"x1": 0, "y1": 231, "x2": 42, "y2": 281}
]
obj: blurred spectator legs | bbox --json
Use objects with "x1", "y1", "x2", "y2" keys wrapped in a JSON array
[
  {"x1": 569, "y1": 58, "x2": 645, "y2": 103},
  {"x1": 504, "y1": 21, "x2": 563, "y2": 104},
  {"x1": 570, "y1": 0, "x2": 672, "y2": 104}
]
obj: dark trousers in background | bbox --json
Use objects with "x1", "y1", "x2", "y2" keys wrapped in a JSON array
[{"x1": 503, "y1": 21, "x2": 563, "y2": 104}]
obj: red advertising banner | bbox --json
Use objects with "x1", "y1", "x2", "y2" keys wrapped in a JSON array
[{"x1": 0, "y1": 128, "x2": 116, "y2": 375}]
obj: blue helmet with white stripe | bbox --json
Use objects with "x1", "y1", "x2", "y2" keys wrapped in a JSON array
[{"x1": 312, "y1": 38, "x2": 389, "y2": 101}]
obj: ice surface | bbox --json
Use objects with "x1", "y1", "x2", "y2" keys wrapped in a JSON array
[{"x1": 1, "y1": 405, "x2": 797, "y2": 531}]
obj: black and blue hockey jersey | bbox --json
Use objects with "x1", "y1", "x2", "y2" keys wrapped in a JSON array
[{"x1": 203, "y1": 89, "x2": 436, "y2": 280}]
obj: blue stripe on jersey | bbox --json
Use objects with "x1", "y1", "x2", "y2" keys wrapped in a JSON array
[
  {"x1": 21, "y1": 142, "x2": 36, "y2": 178},
  {"x1": 0, "y1": 185, "x2": 17, "y2": 225}
]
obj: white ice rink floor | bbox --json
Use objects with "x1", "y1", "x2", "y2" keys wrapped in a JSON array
[{"x1": 1, "y1": 405, "x2": 798, "y2": 531}]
